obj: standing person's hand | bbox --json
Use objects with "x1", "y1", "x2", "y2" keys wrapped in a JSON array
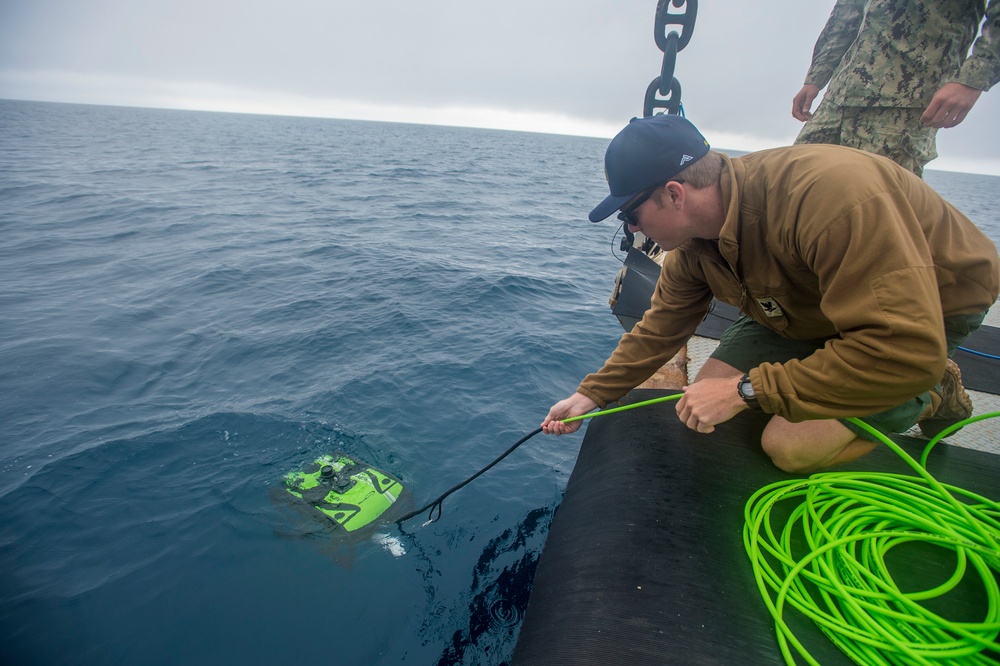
[
  {"x1": 792, "y1": 84, "x2": 821, "y2": 122},
  {"x1": 921, "y1": 82, "x2": 982, "y2": 128}
]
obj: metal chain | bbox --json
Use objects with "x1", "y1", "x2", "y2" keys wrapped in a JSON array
[
  {"x1": 643, "y1": 0, "x2": 698, "y2": 117},
  {"x1": 616, "y1": 0, "x2": 700, "y2": 254}
]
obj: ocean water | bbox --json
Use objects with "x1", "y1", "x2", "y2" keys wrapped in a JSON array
[
  {"x1": 0, "y1": 99, "x2": 625, "y2": 666},
  {"x1": 1, "y1": 99, "x2": 998, "y2": 665}
]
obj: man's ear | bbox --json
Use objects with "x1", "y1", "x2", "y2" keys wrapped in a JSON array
[{"x1": 665, "y1": 181, "x2": 685, "y2": 208}]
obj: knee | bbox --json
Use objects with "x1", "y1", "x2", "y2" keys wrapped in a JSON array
[
  {"x1": 760, "y1": 431, "x2": 808, "y2": 474},
  {"x1": 760, "y1": 430, "x2": 814, "y2": 473},
  {"x1": 760, "y1": 420, "x2": 875, "y2": 473}
]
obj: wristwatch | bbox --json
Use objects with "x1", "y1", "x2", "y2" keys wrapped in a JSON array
[{"x1": 737, "y1": 374, "x2": 763, "y2": 411}]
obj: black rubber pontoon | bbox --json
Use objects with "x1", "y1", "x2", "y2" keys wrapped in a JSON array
[{"x1": 513, "y1": 389, "x2": 1000, "y2": 665}]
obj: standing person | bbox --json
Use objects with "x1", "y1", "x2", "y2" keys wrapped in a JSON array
[
  {"x1": 541, "y1": 115, "x2": 998, "y2": 473},
  {"x1": 791, "y1": 0, "x2": 1000, "y2": 177}
]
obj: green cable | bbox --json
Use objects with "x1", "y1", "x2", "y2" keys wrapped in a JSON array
[
  {"x1": 565, "y1": 393, "x2": 1000, "y2": 662},
  {"x1": 560, "y1": 393, "x2": 682, "y2": 423},
  {"x1": 744, "y1": 412, "x2": 1000, "y2": 665},
  {"x1": 397, "y1": 394, "x2": 683, "y2": 525}
]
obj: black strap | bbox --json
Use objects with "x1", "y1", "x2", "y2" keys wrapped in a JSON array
[{"x1": 395, "y1": 427, "x2": 544, "y2": 526}]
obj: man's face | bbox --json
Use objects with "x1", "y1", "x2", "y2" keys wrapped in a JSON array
[{"x1": 621, "y1": 182, "x2": 693, "y2": 251}]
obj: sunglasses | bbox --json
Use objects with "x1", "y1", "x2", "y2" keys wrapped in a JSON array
[
  {"x1": 616, "y1": 180, "x2": 682, "y2": 228},
  {"x1": 617, "y1": 189, "x2": 654, "y2": 229}
]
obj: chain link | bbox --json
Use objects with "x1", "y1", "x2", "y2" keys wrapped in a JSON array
[{"x1": 643, "y1": 0, "x2": 698, "y2": 118}]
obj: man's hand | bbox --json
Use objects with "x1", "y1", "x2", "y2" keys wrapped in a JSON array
[
  {"x1": 792, "y1": 84, "x2": 821, "y2": 122},
  {"x1": 921, "y1": 82, "x2": 982, "y2": 128},
  {"x1": 541, "y1": 392, "x2": 598, "y2": 435},
  {"x1": 675, "y1": 376, "x2": 747, "y2": 434}
]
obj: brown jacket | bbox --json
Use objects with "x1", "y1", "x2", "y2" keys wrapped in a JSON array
[{"x1": 578, "y1": 145, "x2": 999, "y2": 422}]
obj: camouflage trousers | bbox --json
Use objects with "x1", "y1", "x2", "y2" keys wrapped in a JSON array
[{"x1": 794, "y1": 101, "x2": 938, "y2": 178}]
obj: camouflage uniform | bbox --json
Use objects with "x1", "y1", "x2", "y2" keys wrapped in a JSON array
[{"x1": 795, "y1": 0, "x2": 1000, "y2": 176}]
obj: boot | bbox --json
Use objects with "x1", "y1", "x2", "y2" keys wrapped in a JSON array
[{"x1": 918, "y1": 359, "x2": 973, "y2": 438}]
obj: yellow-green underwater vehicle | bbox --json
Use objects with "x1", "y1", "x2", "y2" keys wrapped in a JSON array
[{"x1": 284, "y1": 453, "x2": 406, "y2": 534}]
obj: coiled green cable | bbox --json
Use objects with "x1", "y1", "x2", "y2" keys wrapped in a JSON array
[{"x1": 744, "y1": 413, "x2": 1000, "y2": 665}]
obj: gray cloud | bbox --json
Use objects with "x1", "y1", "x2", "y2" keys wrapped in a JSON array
[{"x1": 1, "y1": 0, "x2": 997, "y2": 173}]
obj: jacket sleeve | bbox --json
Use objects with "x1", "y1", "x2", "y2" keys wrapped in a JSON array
[
  {"x1": 954, "y1": 0, "x2": 1000, "y2": 91},
  {"x1": 804, "y1": 0, "x2": 865, "y2": 89},
  {"x1": 752, "y1": 189, "x2": 948, "y2": 422},
  {"x1": 577, "y1": 255, "x2": 712, "y2": 407}
]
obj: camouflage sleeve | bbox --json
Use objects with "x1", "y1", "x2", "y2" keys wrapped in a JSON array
[
  {"x1": 804, "y1": 0, "x2": 866, "y2": 89},
  {"x1": 954, "y1": 0, "x2": 1000, "y2": 91}
]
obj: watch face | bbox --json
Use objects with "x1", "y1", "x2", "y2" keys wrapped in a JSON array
[{"x1": 738, "y1": 375, "x2": 764, "y2": 411}]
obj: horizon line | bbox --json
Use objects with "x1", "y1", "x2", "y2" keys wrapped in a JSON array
[{"x1": 3, "y1": 91, "x2": 999, "y2": 179}]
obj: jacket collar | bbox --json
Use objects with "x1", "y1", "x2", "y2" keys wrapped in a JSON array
[{"x1": 716, "y1": 154, "x2": 743, "y2": 271}]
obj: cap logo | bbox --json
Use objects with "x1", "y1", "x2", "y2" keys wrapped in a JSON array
[{"x1": 679, "y1": 154, "x2": 694, "y2": 166}]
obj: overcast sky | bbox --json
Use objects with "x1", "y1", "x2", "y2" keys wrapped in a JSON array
[{"x1": 1, "y1": 0, "x2": 997, "y2": 175}]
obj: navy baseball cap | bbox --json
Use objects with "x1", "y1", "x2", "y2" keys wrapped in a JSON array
[{"x1": 589, "y1": 115, "x2": 710, "y2": 222}]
